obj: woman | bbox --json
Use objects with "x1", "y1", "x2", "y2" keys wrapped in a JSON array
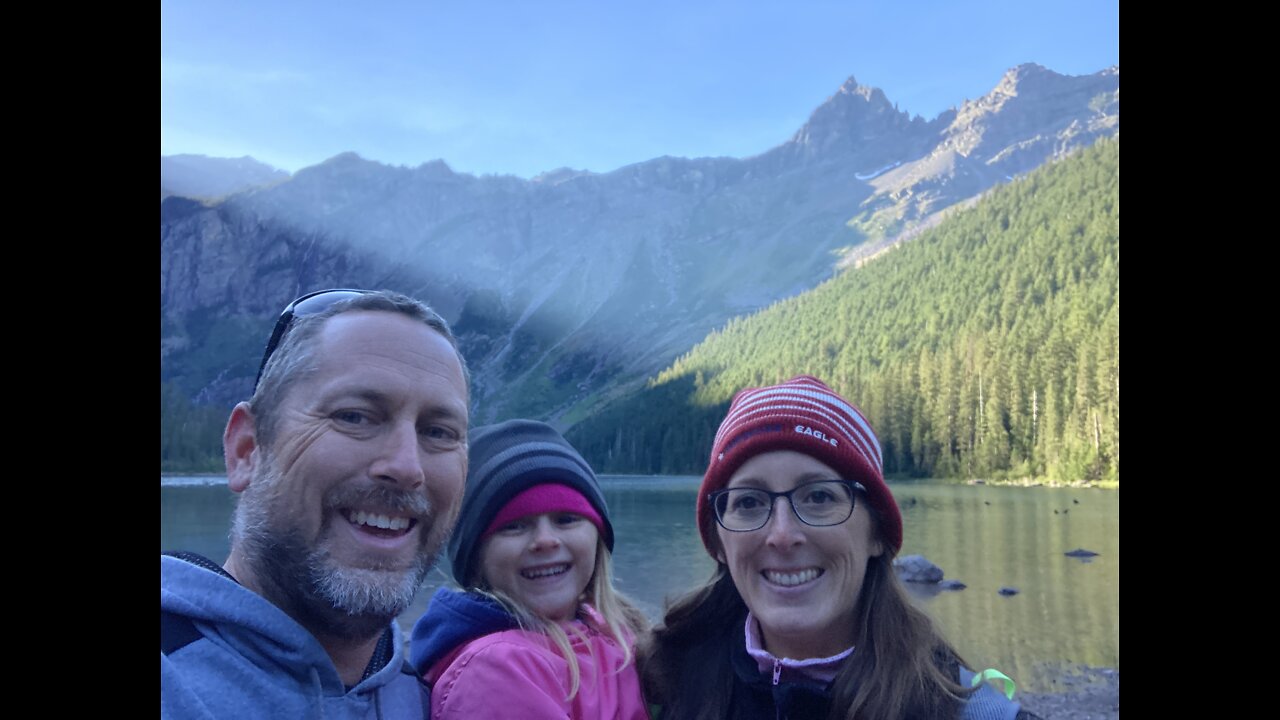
[
  {"x1": 641, "y1": 375, "x2": 1031, "y2": 720},
  {"x1": 410, "y1": 419, "x2": 649, "y2": 719}
]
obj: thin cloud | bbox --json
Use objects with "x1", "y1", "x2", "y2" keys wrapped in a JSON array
[{"x1": 161, "y1": 58, "x2": 309, "y2": 89}]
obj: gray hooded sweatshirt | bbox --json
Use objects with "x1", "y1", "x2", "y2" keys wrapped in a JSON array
[{"x1": 161, "y1": 554, "x2": 426, "y2": 719}]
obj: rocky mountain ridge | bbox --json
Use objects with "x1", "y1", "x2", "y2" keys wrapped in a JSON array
[{"x1": 160, "y1": 63, "x2": 1119, "y2": 426}]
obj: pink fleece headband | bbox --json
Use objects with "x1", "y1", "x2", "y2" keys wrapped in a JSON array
[{"x1": 480, "y1": 484, "x2": 606, "y2": 542}]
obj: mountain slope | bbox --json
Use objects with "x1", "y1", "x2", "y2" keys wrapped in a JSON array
[
  {"x1": 567, "y1": 139, "x2": 1119, "y2": 483},
  {"x1": 161, "y1": 65, "x2": 1119, "y2": 463}
]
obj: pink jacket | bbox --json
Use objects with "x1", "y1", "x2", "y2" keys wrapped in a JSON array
[{"x1": 425, "y1": 605, "x2": 648, "y2": 720}]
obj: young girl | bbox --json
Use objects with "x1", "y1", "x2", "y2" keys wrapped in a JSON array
[{"x1": 410, "y1": 419, "x2": 649, "y2": 720}]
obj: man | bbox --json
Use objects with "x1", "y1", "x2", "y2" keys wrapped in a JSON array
[{"x1": 162, "y1": 290, "x2": 471, "y2": 719}]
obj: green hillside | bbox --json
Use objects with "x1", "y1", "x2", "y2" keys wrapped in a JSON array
[
  {"x1": 569, "y1": 139, "x2": 1119, "y2": 484},
  {"x1": 161, "y1": 381, "x2": 230, "y2": 473}
]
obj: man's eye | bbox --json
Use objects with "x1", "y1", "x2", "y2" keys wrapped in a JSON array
[
  {"x1": 333, "y1": 410, "x2": 371, "y2": 425},
  {"x1": 421, "y1": 425, "x2": 460, "y2": 442}
]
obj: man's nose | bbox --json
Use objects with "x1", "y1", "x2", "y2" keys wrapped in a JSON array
[{"x1": 370, "y1": 421, "x2": 425, "y2": 490}]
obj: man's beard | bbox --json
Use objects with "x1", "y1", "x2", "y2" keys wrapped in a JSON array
[{"x1": 231, "y1": 457, "x2": 447, "y2": 640}]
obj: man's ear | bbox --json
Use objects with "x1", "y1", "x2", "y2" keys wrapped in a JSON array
[{"x1": 224, "y1": 402, "x2": 259, "y2": 493}]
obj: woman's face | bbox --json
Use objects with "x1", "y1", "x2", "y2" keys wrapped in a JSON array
[
  {"x1": 480, "y1": 511, "x2": 599, "y2": 622},
  {"x1": 715, "y1": 450, "x2": 883, "y2": 659}
]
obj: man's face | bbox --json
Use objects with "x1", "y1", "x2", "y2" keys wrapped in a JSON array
[{"x1": 234, "y1": 311, "x2": 469, "y2": 638}]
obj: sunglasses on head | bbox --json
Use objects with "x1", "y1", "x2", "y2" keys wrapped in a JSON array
[{"x1": 253, "y1": 289, "x2": 372, "y2": 390}]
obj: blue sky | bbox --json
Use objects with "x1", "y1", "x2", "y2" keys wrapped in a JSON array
[{"x1": 161, "y1": 1, "x2": 1118, "y2": 178}]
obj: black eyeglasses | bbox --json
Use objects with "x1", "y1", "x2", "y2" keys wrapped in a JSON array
[
  {"x1": 709, "y1": 480, "x2": 866, "y2": 532},
  {"x1": 253, "y1": 289, "x2": 372, "y2": 390}
]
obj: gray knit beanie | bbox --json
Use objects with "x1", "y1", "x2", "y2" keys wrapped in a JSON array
[{"x1": 447, "y1": 419, "x2": 613, "y2": 585}]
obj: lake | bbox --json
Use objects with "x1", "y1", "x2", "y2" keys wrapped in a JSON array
[{"x1": 161, "y1": 475, "x2": 1118, "y2": 692}]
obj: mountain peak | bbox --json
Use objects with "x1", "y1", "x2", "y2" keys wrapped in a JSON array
[
  {"x1": 160, "y1": 154, "x2": 288, "y2": 200},
  {"x1": 990, "y1": 63, "x2": 1068, "y2": 98},
  {"x1": 940, "y1": 63, "x2": 1119, "y2": 164},
  {"x1": 321, "y1": 151, "x2": 371, "y2": 167},
  {"x1": 774, "y1": 75, "x2": 915, "y2": 168},
  {"x1": 532, "y1": 167, "x2": 595, "y2": 184},
  {"x1": 834, "y1": 75, "x2": 887, "y2": 104},
  {"x1": 414, "y1": 158, "x2": 456, "y2": 177},
  {"x1": 1002, "y1": 62, "x2": 1054, "y2": 81}
]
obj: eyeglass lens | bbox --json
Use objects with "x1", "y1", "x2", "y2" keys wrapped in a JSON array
[{"x1": 714, "y1": 481, "x2": 855, "y2": 531}]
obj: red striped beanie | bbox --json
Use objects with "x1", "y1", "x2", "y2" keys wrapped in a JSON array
[{"x1": 697, "y1": 375, "x2": 902, "y2": 554}]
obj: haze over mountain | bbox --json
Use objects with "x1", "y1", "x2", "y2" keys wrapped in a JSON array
[
  {"x1": 161, "y1": 63, "x2": 1119, "y2": 444},
  {"x1": 161, "y1": 155, "x2": 290, "y2": 201}
]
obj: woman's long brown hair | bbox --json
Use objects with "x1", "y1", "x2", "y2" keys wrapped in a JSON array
[{"x1": 641, "y1": 536, "x2": 972, "y2": 719}]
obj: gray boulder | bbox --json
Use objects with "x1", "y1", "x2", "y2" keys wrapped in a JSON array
[{"x1": 893, "y1": 554, "x2": 945, "y2": 583}]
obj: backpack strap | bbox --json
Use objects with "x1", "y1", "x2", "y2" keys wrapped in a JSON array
[
  {"x1": 161, "y1": 609, "x2": 203, "y2": 655},
  {"x1": 161, "y1": 551, "x2": 229, "y2": 655},
  {"x1": 966, "y1": 667, "x2": 1016, "y2": 700}
]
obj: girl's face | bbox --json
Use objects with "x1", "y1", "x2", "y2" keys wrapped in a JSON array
[{"x1": 480, "y1": 512, "x2": 599, "y2": 622}]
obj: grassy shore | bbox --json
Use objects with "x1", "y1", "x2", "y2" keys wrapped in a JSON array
[
  {"x1": 880, "y1": 474, "x2": 1119, "y2": 490},
  {"x1": 965, "y1": 478, "x2": 1119, "y2": 489}
]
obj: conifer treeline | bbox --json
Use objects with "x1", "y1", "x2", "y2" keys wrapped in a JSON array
[
  {"x1": 568, "y1": 139, "x2": 1119, "y2": 483},
  {"x1": 161, "y1": 382, "x2": 229, "y2": 472}
]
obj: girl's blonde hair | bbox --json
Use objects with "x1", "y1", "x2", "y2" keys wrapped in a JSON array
[{"x1": 474, "y1": 536, "x2": 649, "y2": 699}]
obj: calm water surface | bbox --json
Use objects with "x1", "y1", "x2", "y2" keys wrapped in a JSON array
[{"x1": 161, "y1": 475, "x2": 1118, "y2": 691}]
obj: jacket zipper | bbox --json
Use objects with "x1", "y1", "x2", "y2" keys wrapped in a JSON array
[{"x1": 773, "y1": 659, "x2": 783, "y2": 720}]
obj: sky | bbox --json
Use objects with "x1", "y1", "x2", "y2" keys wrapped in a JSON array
[{"x1": 161, "y1": 1, "x2": 1118, "y2": 179}]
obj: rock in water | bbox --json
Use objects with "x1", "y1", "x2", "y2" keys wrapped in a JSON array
[{"x1": 893, "y1": 554, "x2": 945, "y2": 583}]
